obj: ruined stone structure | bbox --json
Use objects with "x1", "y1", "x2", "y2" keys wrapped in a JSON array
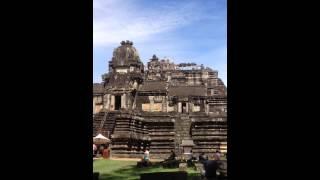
[{"x1": 93, "y1": 41, "x2": 227, "y2": 159}]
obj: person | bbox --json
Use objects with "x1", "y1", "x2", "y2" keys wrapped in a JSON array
[
  {"x1": 162, "y1": 150, "x2": 178, "y2": 168},
  {"x1": 140, "y1": 149, "x2": 150, "y2": 167},
  {"x1": 99, "y1": 145, "x2": 104, "y2": 154},
  {"x1": 199, "y1": 152, "x2": 208, "y2": 164},
  {"x1": 167, "y1": 150, "x2": 176, "y2": 160},
  {"x1": 214, "y1": 150, "x2": 221, "y2": 161},
  {"x1": 93, "y1": 144, "x2": 97, "y2": 157},
  {"x1": 187, "y1": 150, "x2": 196, "y2": 167},
  {"x1": 203, "y1": 160, "x2": 219, "y2": 180},
  {"x1": 143, "y1": 149, "x2": 150, "y2": 161}
]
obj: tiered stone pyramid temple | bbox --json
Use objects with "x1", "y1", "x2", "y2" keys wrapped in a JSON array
[{"x1": 93, "y1": 40, "x2": 227, "y2": 159}]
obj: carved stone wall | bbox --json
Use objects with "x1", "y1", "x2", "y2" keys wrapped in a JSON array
[{"x1": 93, "y1": 41, "x2": 227, "y2": 159}]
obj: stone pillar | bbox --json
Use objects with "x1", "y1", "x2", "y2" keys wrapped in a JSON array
[
  {"x1": 163, "y1": 96, "x2": 166, "y2": 112},
  {"x1": 148, "y1": 96, "x2": 154, "y2": 112},
  {"x1": 121, "y1": 94, "x2": 126, "y2": 109},
  {"x1": 104, "y1": 94, "x2": 110, "y2": 110},
  {"x1": 200, "y1": 100, "x2": 205, "y2": 112},
  {"x1": 178, "y1": 102, "x2": 182, "y2": 113},
  {"x1": 121, "y1": 94, "x2": 123, "y2": 109},
  {"x1": 107, "y1": 94, "x2": 111, "y2": 109},
  {"x1": 151, "y1": 99, "x2": 154, "y2": 112},
  {"x1": 128, "y1": 93, "x2": 132, "y2": 109},
  {"x1": 166, "y1": 97, "x2": 169, "y2": 112},
  {"x1": 111, "y1": 95, "x2": 115, "y2": 110},
  {"x1": 124, "y1": 93, "x2": 128, "y2": 109},
  {"x1": 125, "y1": 94, "x2": 128, "y2": 109},
  {"x1": 186, "y1": 102, "x2": 189, "y2": 113},
  {"x1": 93, "y1": 97, "x2": 96, "y2": 113},
  {"x1": 206, "y1": 103, "x2": 209, "y2": 114}
]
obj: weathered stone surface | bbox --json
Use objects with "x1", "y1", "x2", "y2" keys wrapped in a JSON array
[
  {"x1": 179, "y1": 163, "x2": 187, "y2": 171},
  {"x1": 93, "y1": 41, "x2": 227, "y2": 158}
]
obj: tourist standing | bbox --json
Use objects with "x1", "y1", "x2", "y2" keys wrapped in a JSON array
[
  {"x1": 142, "y1": 149, "x2": 150, "y2": 166},
  {"x1": 144, "y1": 149, "x2": 150, "y2": 161},
  {"x1": 93, "y1": 144, "x2": 97, "y2": 157},
  {"x1": 98, "y1": 145, "x2": 104, "y2": 157},
  {"x1": 199, "y1": 152, "x2": 208, "y2": 164},
  {"x1": 204, "y1": 160, "x2": 219, "y2": 180},
  {"x1": 214, "y1": 150, "x2": 221, "y2": 160}
]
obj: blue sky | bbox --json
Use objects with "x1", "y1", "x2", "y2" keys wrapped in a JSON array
[{"x1": 93, "y1": 0, "x2": 227, "y2": 84}]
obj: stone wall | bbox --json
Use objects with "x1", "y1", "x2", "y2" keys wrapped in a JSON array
[{"x1": 93, "y1": 41, "x2": 227, "y2": 159}]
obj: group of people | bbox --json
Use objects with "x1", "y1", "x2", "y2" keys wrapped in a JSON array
[
  {"x1": 93, "y1": 144, "x2": 109, "y2": 158},
  {"x1": 138, "y1": 148, "x2": 227, "y2": 179},
  {"x1": 162, "y1": 150, "x2": 223, "y2": 169},
  {"x1": 199, "y1": 150, "x2": 227, "y2": 180},
  {"x1": 140, "y1": 149, "x2": 222, "y2": 163},
  {"x1": 186, "y1": 150, "x2": 222, "y2": 167}
]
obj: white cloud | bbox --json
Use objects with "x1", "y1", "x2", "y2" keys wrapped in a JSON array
[
  {"x1": 93, "y1": 0, "x2": 205, "y2": 47},
  {"x1": 93, "y1": 0, "x2": 227, "y2": 85}
]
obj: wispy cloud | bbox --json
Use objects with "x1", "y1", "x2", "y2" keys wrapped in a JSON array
[
  {"x1": 93, "y1": 0, "x2": 227, "y2": 85},
  {"x1": 93, "y1": 0, "x2": 215, "y2": 47}
]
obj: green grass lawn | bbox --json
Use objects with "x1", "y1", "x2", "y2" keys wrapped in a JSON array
[{"x1": 93, "y1": 159, "x2": 201, "y2": 180}]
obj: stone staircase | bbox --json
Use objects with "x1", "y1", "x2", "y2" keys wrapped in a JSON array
[
  {"x1": 100, "y1": 112, "x2": 116, "y2": 138},
  {"x1": 93, "y1": 111, "x2": 116, "y2": 138},
  {"x1": 93, "y1": 111, "x2": 104, "y2": 136},
  {"x1": 174, "y1": 114, "x2": 192, "y2": 155}
]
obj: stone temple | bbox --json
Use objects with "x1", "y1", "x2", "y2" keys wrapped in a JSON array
[{"x1": 93, "y1": 40, "x2": 227, "y2": 159}]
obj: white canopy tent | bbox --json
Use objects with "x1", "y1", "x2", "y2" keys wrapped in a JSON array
[{"x1": 93, "y1": 133, "x2": 110, "y2": 144}]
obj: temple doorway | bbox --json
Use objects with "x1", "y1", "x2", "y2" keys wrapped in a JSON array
[
  {"x1": 182, "y1": 102, "x2": 187, "y2": 113},
  {"x1": 115, "y1": 95, "x2": 121, "y2": 110}
]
